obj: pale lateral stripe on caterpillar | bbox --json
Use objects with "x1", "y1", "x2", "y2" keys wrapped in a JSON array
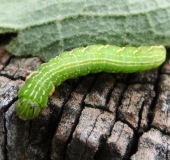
[{"x1": 15, "y1": 44, "x2": 166, "y2": 120}]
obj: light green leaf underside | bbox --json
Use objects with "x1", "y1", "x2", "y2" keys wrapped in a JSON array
[{"x1": 0, "y1": 0, "x2": 170, "y2": 61}]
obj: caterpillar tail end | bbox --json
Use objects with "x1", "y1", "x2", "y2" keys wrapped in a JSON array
[{"x1": 15, "y1": 97, "x2": 41, "y2": 120}]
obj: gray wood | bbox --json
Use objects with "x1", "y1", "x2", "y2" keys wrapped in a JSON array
[{"x1": 0, "y1": 45, "x2": 170, "y2": 160}]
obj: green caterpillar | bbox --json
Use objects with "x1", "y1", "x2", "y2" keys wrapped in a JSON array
[{"x1": 15, "y1": 44, "x2": 166, "y2": 120}]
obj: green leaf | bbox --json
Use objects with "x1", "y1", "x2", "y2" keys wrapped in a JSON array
[{"x1": 0, "y1": 0, "x2": 170, "y2": 61}]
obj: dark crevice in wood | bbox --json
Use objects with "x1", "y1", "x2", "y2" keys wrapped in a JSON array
[
  {"x1": 63, "y1": 76, "x2": 98, "y2": 159},
  {"x1": 47, "y1": 116, "x2": 61, "y2": 160},
  {"x1": 126, "y1": 131, "x2": 139, "y2": 160},
  {"x1": 105, "y1": 79, "x2": 117, "y2": 107},
  {"x1": 48, "y1": 85, "x2": 74, "y2": 159},
  {"x1": 147, "y1": 75, "x2": 161, "y2": 129},
  {"x1": 3, "y1": 97, "x2": 19, "y2": 160},
  {"x1": 151, "y1": 125, "x2": 170, "y2": 137},
  {"x1": 4, "y1": 97, "x2": 18, "y2": 114},
  {"x1": 126, "y1": 101, "x2": 145, "y2": 158},
  {"x1": 0, "y1": 56, "x2": 13, "y2": 71},
  {"x1": 115, "y1": 84, "x2": 128, "y2": 122},
  {"x1": 3, "y1": 115, "x2": 8, "y2": 160},
  {"x1": 63, "y1": 104, "x2": 84, "y2": 159},
  {"x1": 0, "y1": 57, "x2": 25, "y2": 81},
  {"x1": 81, "y1": 111, "x2": 103, "y2": 160},
  {"x1": 66, "y1": 103, "x2": 85, "y2": 160},
  {"x1": 137, "y1": 101, "x2": 144, "y2": 133},
  {"x1": 0, "y1": 72, "x2": 21, "y2": 81},
  {"x1": 93, "y1": 120, "x2": 116, "y2": 160}
]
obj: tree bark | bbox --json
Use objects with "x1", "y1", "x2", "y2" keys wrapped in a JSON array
[{"x1": 0, "y1": 45, "x2": 170, "y2": 160}]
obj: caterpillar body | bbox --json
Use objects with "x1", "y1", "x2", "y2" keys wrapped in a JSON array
[{"x1": 15, "y1": 44, "x2": 166, "y2": 120}]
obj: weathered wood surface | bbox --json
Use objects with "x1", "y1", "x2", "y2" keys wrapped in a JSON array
[{"x1": 0, "y1": 44, "x2": 170, "y2": 160}]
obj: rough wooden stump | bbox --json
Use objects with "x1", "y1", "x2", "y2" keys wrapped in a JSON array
[{"x1": 0, "y1": 44, "x2": 170, "y2": 160}]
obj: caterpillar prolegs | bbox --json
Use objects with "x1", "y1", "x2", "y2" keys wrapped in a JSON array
[{"x1": 15, "y1": 44, "x2": 166, "y2": 120}]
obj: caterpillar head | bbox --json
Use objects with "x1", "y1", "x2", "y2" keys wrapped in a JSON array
[{"x1": 15, "y1": 97, "x2": 41, "y2": 120}]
